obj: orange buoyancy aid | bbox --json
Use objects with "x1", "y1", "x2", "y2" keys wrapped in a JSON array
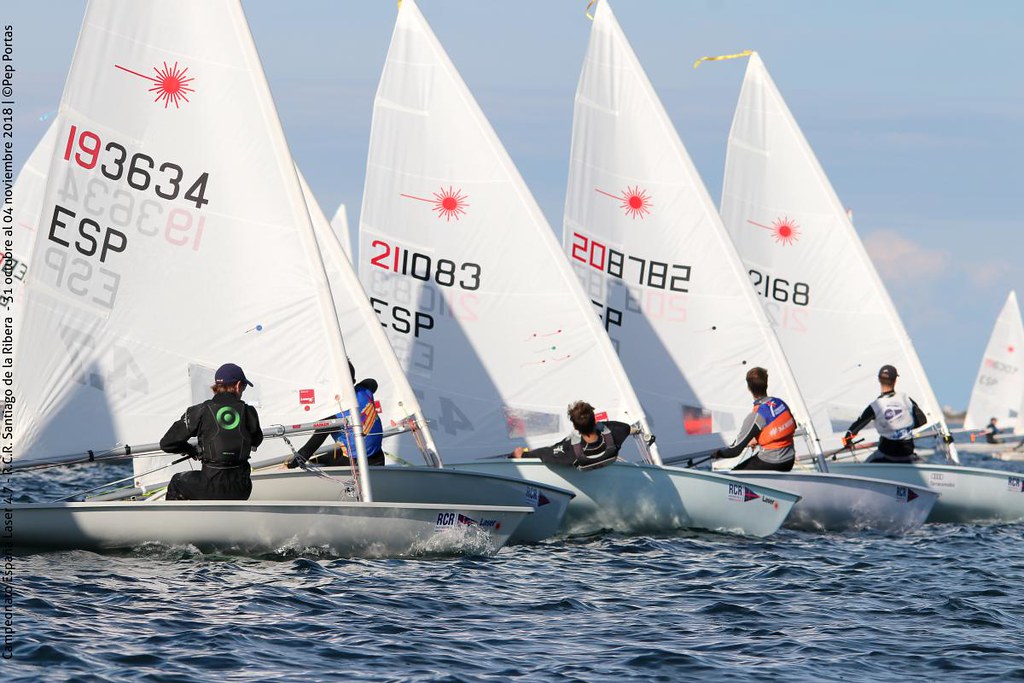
[{"x1": 754, "y1": 397, "x2": 796, "y2": 450}]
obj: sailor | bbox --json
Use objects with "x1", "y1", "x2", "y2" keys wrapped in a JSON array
[
  {"x1": 285, "y1": 361, "x2": 384, "y2": 468},
  {"x1": 160, "y1": 363, "x2": 264, "y2": 500},
  {"x1": 509, "y1": 400, "x2": 644, "y2": 470},
  {"x1": 843, "y1": 364, "x2": 927, "y2": 463},
  {"x1": 984, "y1": 417, "x2": 999, "y2": 445},
  {"x1": 711, "y1": 367, "x2": 797, "y2": 471}
]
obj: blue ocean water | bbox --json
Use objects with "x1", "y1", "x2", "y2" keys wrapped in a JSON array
[{"x1": 6, "y1": 454, "x2": 1024, "y2": 682}]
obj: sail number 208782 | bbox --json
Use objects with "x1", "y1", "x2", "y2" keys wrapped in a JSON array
[{"x1": 570, "y1": 231, "x2": 691, "y2": 292}]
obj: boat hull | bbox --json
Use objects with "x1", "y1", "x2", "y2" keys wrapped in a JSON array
[
  {"x1": 724, "y1": 471, "x2": 937, "y2": 533},
  {"x1": 246, "y1": 466, "x2": 574, "y2": 544},
  {"x1": 955, "y1": 441, "x2": 1023, "y2": 455},
  {"x1": 446, "y1": 460, "x2": 800, "y2": 538},
  {"x1": 827, "y1": 462, "x2": 1024, "y2": 524},
  {"x1": 9, "y1": 501, "x2": 532, "y2": 557}
]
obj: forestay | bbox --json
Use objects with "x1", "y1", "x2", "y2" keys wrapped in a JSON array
[
  {"x1": 358, "y1": 0, "x2": 656, "y2": 462},
  {"x1": 13, "y1": 1, "x2": 362, "y2": 481},
  {"x1": 719, "y1": 52, "x2": 953, "y2": 454},
  {"x1": 564, "y1": 2, "x2": 817, "y2": 457},
  {"x1": 963, "y1": 291, "x2": 1024, "y2": 432}
]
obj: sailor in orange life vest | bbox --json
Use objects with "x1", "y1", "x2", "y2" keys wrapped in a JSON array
[
  {"x1": 509, "y1": 400, "x2": 650, "y2": 470},
  {"x1": 843, "y1": 364, "x2": 927, "y2": 463},
  {"x1": 711, "y1": 367, "x2": 797, "y2": 471}
]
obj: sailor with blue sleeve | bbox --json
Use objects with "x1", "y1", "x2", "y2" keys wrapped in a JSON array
[
  {"x1": 711, "y1": 367, "x2": 797, "y2": 471},
  {"x1": 285, "y1": 361, "x2": 385, "y2": 468}
]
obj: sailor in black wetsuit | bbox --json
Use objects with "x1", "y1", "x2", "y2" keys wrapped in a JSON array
[
  {"x1": 509, "y1": 400, "x2": 638, "y2": 470},
  {"x1": 844, "y1": 364, "x2": 927, "y2": 464},
  {"x1": 984, "y1": 417, "x2": 999, "y2": 445},
  {"x1": 160, "y1": 363, "x2": 263, "y2": 500}
]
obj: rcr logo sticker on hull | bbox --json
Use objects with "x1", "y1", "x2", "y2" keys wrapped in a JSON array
[
  {"x1": 435, "y1": 512, "x2": 502, "y2": 531},
  {"x1": 728, "y1": 483, "x2": 760, "y2": 503},
  {"x1": 895, "y1": 486, "x2": 919, "y2": 502}
]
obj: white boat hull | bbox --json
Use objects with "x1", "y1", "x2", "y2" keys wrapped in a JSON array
[
  {"x1": 991, "y1": 452, "x2": 1024, "y2": 462},
  {"x1": 446, "y1": 460, "x2": 800, "y2": 538},
  {"x1": 9, "y1": 501, "x2": 532, "y2": 557},
  {"x1": 723, "y1": 471, "x2": 937, "y2": 533},
  {"x1": 828, "y1": 462, "x2": 1024, "y2": 524},
  {"x1": 955, "y1": 441, "x2": 1022, "y2": 455},
  {"x1": 245, "y1": 467, "x2": 574, "y2": 544}
]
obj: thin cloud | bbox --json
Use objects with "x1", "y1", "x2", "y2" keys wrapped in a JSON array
[
  {"x1": 863, "y1": 230, "x2": 949, "y2": 282},
  {"x1": 962, "y1": 258, "x2": 1014, "y2": 289}
]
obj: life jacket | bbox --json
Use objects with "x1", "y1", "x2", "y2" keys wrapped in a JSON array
[
  {"x1": 870, "y1": 392, "x2": 916, "y2": 441},
  {"x1": 198, "y1": 394, "x2": 253, "y2": 466},
  {"x1": 569, "y1": 423, "x2": 619, "y2": 471},
  {"x1": 753, "y1": 397, "x2": 796, "y2": 450},
  {"x1": 330, "y1": 382, "x2": 383, "y2": 457}
]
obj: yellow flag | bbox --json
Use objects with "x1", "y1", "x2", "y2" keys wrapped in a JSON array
[{"x1": 693, "y1": 50, "x2": 754, "y2": 70}]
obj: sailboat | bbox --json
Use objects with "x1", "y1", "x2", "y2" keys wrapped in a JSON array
[
  {"x1": 959, "y1": 291, "x2": 1024, "y2": 458},
  {"x1": 560, "y1": 0, "x2": 935, "y2": 533},
  {"x1": 9, "y1": 0, "x2": 532, "y2": 556},
  {"x1": 357, "y1": 0, "x2": 801, "y2": 538},
  {"x1": 6, "y1": 96, "x2": 570, "y2": 550},
  {"x1": 719, "y1": 51, "x2": 1024, "y2": 524},
  {"x1": 240, "y1": 171, "x2": 575, "y2": 545}
]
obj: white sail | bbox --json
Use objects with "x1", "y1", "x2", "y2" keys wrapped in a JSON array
[
  {"x1": 4, "y1": 122, "x2": 58, "y2": 312},
  {"x1": 720, "y1": 52, "x2": 952, "y2": 454},
  {"x1": 299, "y1": 169, "x2": 440, "y2": 466},
  {"x1": 564, "y1": 2, "x2": 817, "y2": 457},
  {"x1": 358, "y1": 0, "x2": 655, "y2": 462},
  {"x1": 963, "y1": 291, "x2": 1024, "y2": 431},
  {"x1": 1019, "y1": 395, "x2": 1024, "y2": 436},
  {"x1": 329, "y1": 203, "x2": 352, "y2": 260},
  {"x1": 14, "y1": 0, "x2": 361, "y2": 480}
]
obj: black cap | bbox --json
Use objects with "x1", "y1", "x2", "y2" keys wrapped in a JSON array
[
  {"x1": 878, "y1": 365, "x2": 899, "y2": 382},
  {"x1": 215, "y1": 363, "x2": 254, "y2": 387}
]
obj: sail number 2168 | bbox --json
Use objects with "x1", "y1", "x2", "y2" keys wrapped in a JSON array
[{"x1": 749, "y1": 269, "x2": 810, "y2": 306}]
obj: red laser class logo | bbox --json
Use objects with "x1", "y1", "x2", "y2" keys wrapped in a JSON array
[
  {"x1": 596, "y1": 186, "x2": 652, "y2": 220},
  {"x1": 748, "y1": 217, "x2": 800, "y2": 246},
  {"x1": 115, "y1": 61, "x2": 195, "y2": 108},
  {"x1": 400, "y1": 186, "x2": 470, "y2": 222}
]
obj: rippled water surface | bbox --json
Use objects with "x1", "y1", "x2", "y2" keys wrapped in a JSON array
[{"x1": 6, "y1": 455, "x2": 1024, "y2": 682}]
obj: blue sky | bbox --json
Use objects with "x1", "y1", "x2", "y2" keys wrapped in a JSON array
[{"x1": 7, "y1": 1, "x2": 1023, "y2": 410}]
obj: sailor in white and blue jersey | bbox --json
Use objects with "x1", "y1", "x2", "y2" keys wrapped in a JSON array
[{"x1": 844, "y1": 364, "x2": 928, "y2": 463}]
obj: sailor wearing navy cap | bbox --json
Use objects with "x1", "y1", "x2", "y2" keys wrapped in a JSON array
[
  {"x1": 843, "y1": 364, "x2": 928, "y2": 463},
  {"x1": 160, "y1": 363, "x2": 264, "y2": 500}
]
